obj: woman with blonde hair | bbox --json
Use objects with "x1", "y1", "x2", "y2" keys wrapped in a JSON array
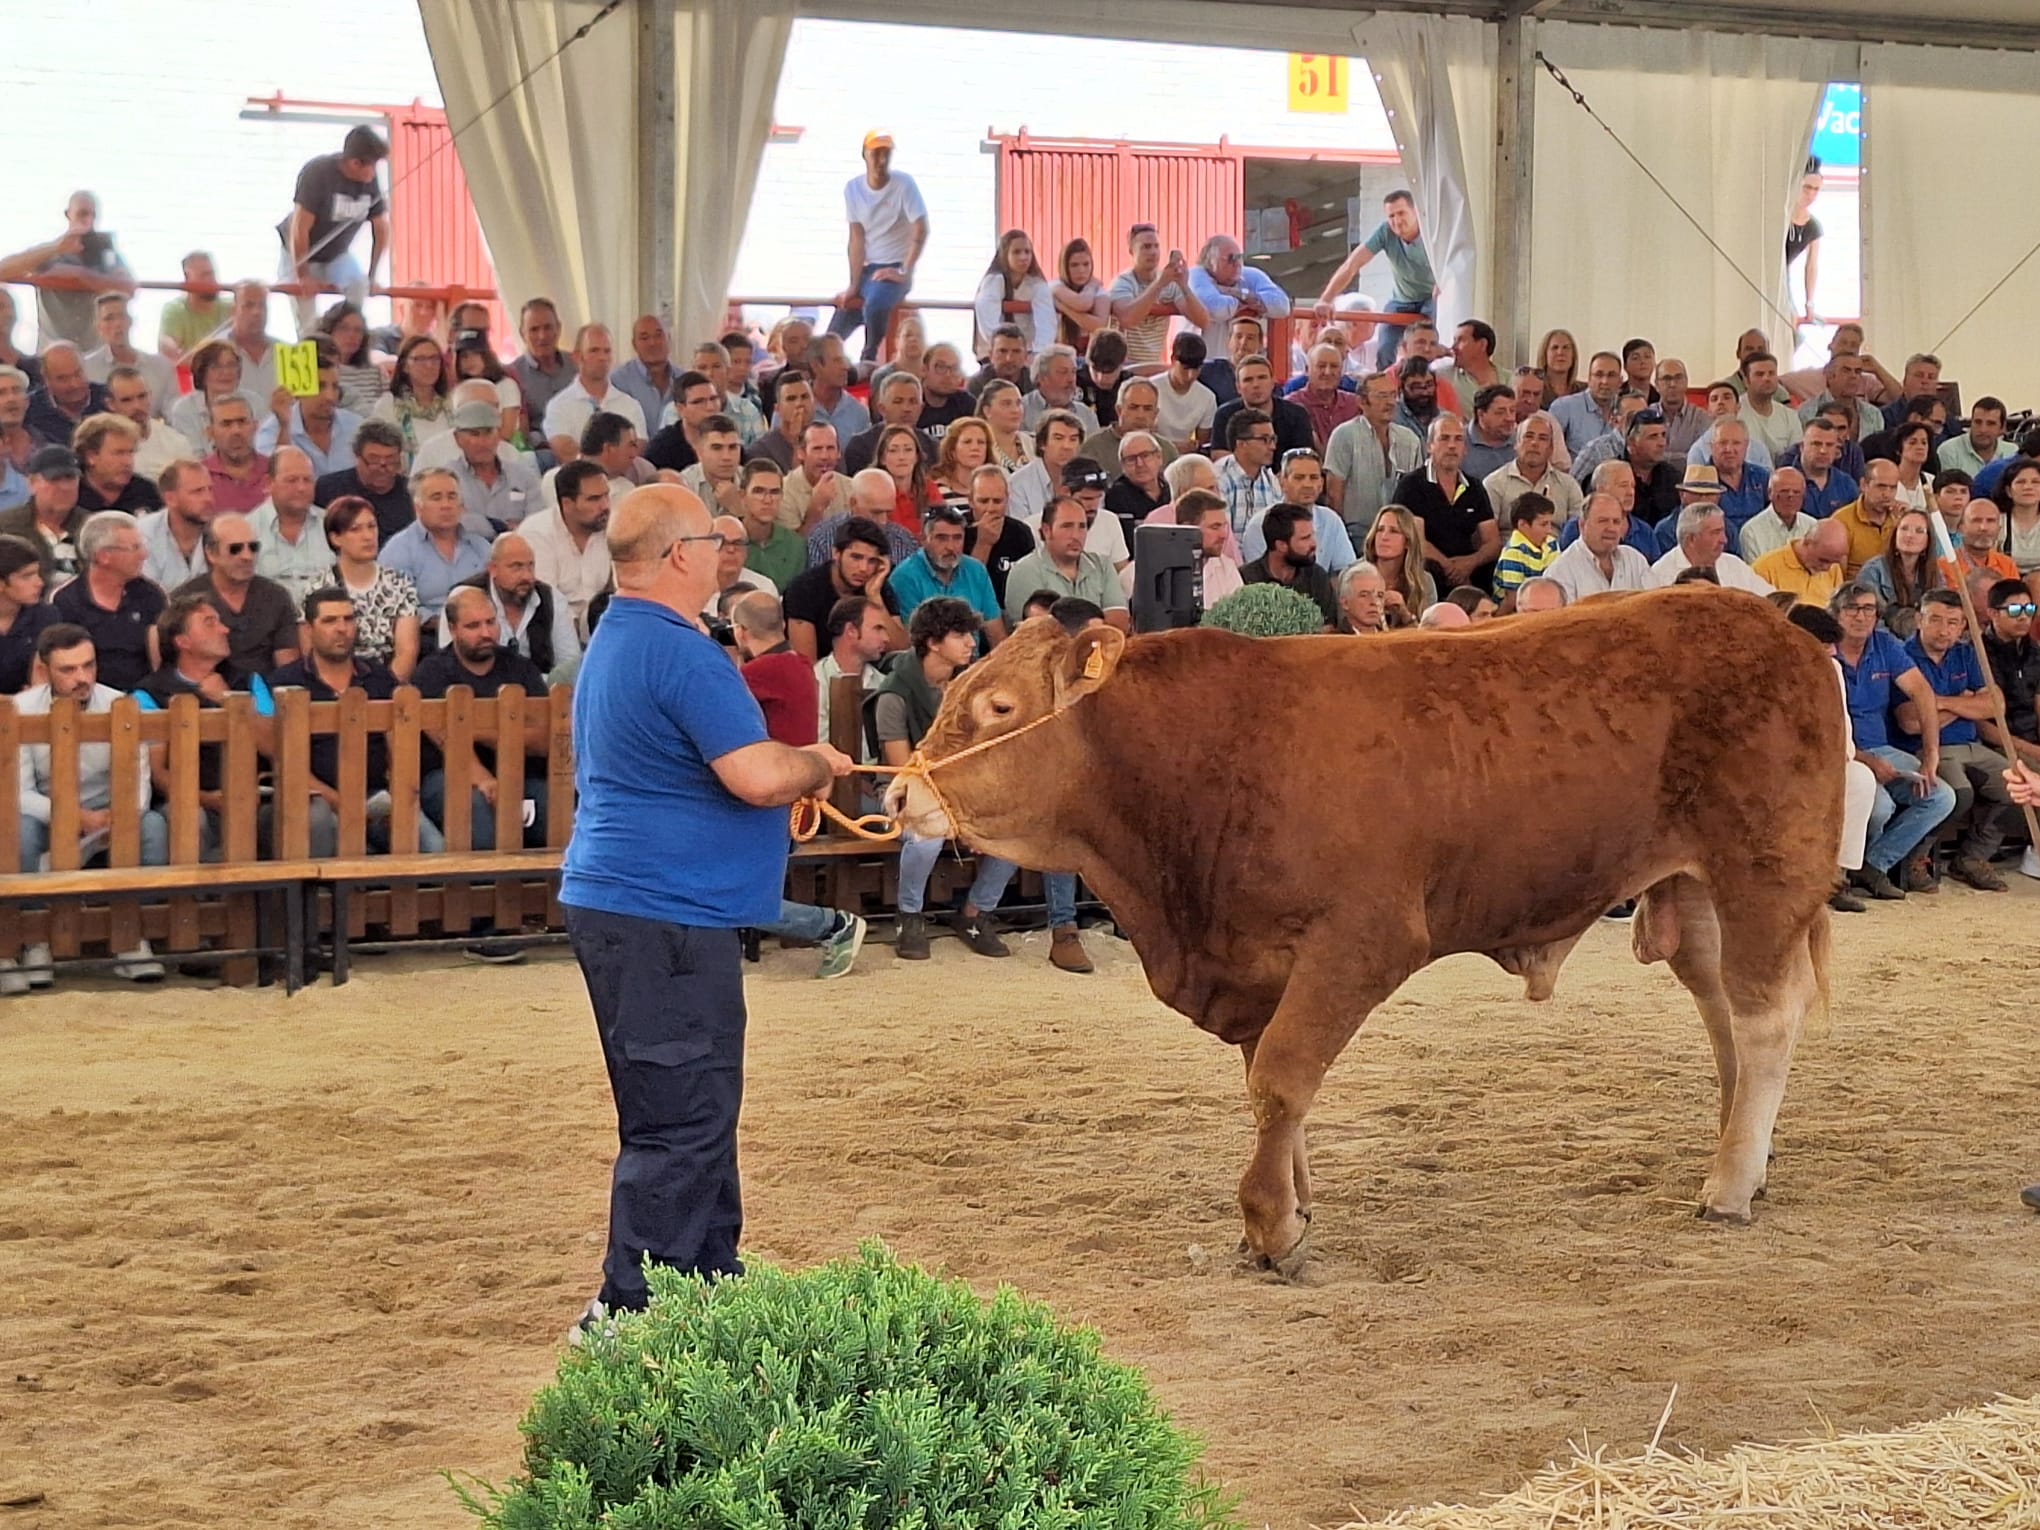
[
  {"x1": 1051, "y1": 237, "x2": 1114, "y2": 351},
  {"x1": 973, "y1": 229, "x2": 1058, "y2": 358},
  {"x1": 1363, "y1": 503, "x2": 1437, "y2": 621},
  {"x1": 976, "y1": 379, "x2": 1034, "y2": 472},
  {"x1": 933, "y1": 418, "x2": 996, "y2": 510},
  {"x1": 1536, "y1": 328, "x2": 1582, "y2": 398}
]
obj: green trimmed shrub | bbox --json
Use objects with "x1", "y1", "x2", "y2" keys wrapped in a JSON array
[
  {"x1": 457, "y1": 1244, "x2": 1240, "y2": 1529},
  {"x1": 1200, "y1": 582, "x2": 1324, "y2": 637}
]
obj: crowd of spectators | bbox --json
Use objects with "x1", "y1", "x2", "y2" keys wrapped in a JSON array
[{"x1": 1, "y1": 129, "x2": 2036, "y2": 989}]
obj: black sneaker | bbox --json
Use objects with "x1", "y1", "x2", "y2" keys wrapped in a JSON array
[
  {"x1": 463, "y1": 940, "x2": 526, "y2": 964},
  {"x1": 1850, "y1": 865, "x2": 1906, "y2": 901},
  {"x1": 895, "y1": 914, "x2": 930, "y2": 961},
  {"x1": 954, "y1": 908, "x2": 1011, "y2": 958}
]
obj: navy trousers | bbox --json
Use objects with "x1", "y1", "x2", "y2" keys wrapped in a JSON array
[{"x1": 565, "y1": 905, "x2": 747, "y2": 1310}]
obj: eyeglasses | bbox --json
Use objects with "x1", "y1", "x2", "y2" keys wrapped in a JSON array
[
  {"x1": 667, "y1": 532, "x2": 726, "y2": 553},
  {"x1": 218, "y1": 540, "x2": 260, "y2": 555},
  {"x1": 1631, "y1": 408, "x2": 1667, "y2": 426},
  {"x1": 1242, "y1": 432, "x2": 1277, "y2": 445},
  {"x1": 1998, "y1": 602, "x2": 2038, "y2": 618}
]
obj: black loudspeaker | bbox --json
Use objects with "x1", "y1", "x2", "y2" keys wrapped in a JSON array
[{"x1": 1131, "y1": 524, "x2": 1204, "y2": 633}]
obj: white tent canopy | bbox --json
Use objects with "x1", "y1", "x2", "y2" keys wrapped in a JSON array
[{"x1": 420, "y1": 0, "x2": 2040, "y2": 395}]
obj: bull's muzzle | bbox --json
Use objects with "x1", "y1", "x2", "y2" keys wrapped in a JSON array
[{"x1": 882, "y1": 772, "x2": 952, "y2": 841}]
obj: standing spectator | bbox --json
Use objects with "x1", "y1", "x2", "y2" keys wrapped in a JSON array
[
  {"x1": 1786, "y1": 160, "x2": 1824, "y2": 323},
  {"x1": 175, "y1": 513, "x2": 301, "y2": 681},
  {"x1": 612, "y1": 315, "x2": 678, "y2": 430},
  {"x1": 453, "y1": 533, "x2": 580, "y2": 686},
  {"x1": 51, "y1": 512, "x2": 162, "y2": 693},
  {"x1": 371, "y1": 334, "x2": 454, "y2": 467},
  {"x1": 541, "y1": 324, "x2": 646, "y2": 455},
  {"x1": 249, "y1": 447, "x2": 334, "y2": 605},
  {"x1": 1546, "y1": 492, "x2": 1651, "y2": 604},
  {"x1": 1240, "y1": 503, "x2": 1338, "y2": 628},
  {"x1": 1187, "y1": 235, "x2": 1291, "y2": 357},
  {"x1": 1108, "y1": 224, "x2": 1210, "y2": 367},
  {"x1": 1312, "y1": 191, "x2": 1436, "y2": 369},
  {"x1": 137, "y1": 460, "x2": 213, "y2": 593},
  {"x1": 1152, "y1": 333, "x2": 1217, "y2": 454},
  {"x1": 963, "y1": 466, "x2": 1036, "y2": 608},
  {"x1": 378, "y1": 465, "x2": 491, "y2": 632},
  {"x1": 974, "y1": 231, "x2": 1058, "y2": 357},
  {"x1": 167, "y1": 340, "x2": 257, "y2": 448},
  {"x1": 24, "y1": 343, "x2": 109, "y2": 447},
  {"x1": 828, "y1": 131, "x2": 928, "y2": 364},
  {"x1": 313, "y1": 419, "x2": 411, "y2": 543},
  {"x1": 0, "y1": 446, "x2": 89, "y2": 585},
  {"x1": 103, "y1": 367, "x2": 193, "y2": 486},
  {"x1": 201, "y1": 396, "x2": 270, "y2": 514},
  {"x1": 82, "y1": 295, "x2": 174, "y2": 412},
  {"x1": 74, "y1": 413, "x2": 161, "y2": 516},
  {"x1": 156, "y1": 252, "x2": 229, "y2": 364},
  {"x1": 255, "y1": 344, "x2": 363, "y2": 479},
  {"x1": 324, "y1": 495, "x2": 419, "y2": 679},
  {"x1": 414, "y1": 587, "x2": 550, "y2": 863},
  {"x1": 521, "y1": 461, "x2": 612, "y2": 640},
  {"x1": 1051, "y1": 238, "x2": 1113, "y2": 350},
  {"x1": 0, "y1": 537, "x2": 52, "y2": 694},
  {"x1": 0, "y1": 192, "x2": 133, "y2": 348},
  {"x1": 1392, "y1": 414, "x2": 1497, "y2": 593},
  {"x1": 276, "y1": 126, "x2": 388, "y2": 334}
]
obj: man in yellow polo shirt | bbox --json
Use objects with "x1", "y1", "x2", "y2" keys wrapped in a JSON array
[
  {"x1": 1753, "y1": 518, "x2": 1850, "y2": 605},
  {"x1": 1829, "y1": 458, "x2": 1901, "y2": 577}
]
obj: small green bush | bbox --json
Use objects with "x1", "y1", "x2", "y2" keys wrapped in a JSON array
[
  {"x1": 458, "y1": 1244, "x2": 1239, "y2": 1529},
  {"x1": 1200, "y1": 582, "x2": 1325, "y2": 637}
]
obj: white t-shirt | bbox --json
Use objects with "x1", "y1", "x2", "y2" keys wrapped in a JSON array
[
  {"x1": 1152, "y1": 375, "x2": 1217, "y2": 450},
  {"x1": 843, "y1": 173, "x2": 928, "y2": 268},
  {"x1": 541, "y1": 379, "x2": 648, "y2": 448}
]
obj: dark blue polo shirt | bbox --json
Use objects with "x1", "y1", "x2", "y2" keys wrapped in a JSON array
[{"x1": 1838, "y1": 627, "x2": 1915, "y2": 752}]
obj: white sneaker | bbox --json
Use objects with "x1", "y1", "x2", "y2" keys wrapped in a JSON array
[
  {"x1": 114, "y1": 940, "x2": 165, "y2": 983},
  {"x1": 23, "y1": 942, "x2": 53, "y2": 989},
  {"x1": 2022, "y1": 846, "x2": 2040, "y2": 881},
  {"x1": 0, "y1": 960, "x2": 29, "y2": 998}
]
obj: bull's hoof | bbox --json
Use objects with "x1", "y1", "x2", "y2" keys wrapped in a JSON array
[
  {"x1": 1696, "y1": 1202, "x2": 1754, "y2": 1226},
  {"x1": 1248, "y1": 1228, "x2": 1311, "y2": 1280}
]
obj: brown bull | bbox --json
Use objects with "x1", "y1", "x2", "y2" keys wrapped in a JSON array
[{"x1": 885, "y1": 587, "x2": 1839, "y2": 1272}]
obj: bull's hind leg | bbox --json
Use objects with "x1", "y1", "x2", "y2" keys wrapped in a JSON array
[
  {"x1": 1635, "y1": 874, "x2": 1738, "y2": 1135},
  {"x1": 1698, "y1": 908, "x2": 1823, "y2": 1224}
]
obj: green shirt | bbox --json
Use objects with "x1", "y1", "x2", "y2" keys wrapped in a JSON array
[
  {"x1": 158, "y1": 297, "x2": 231, "y2": 358},
  {"x1": 746, "y1": 522, "x2": 807, "y2": 592},
  {"x1": 1000, "y1": 549, "x2": 1127, "y2": 625}
]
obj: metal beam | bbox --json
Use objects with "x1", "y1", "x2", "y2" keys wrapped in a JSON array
[
  {"x1": 1490, "y1": 13, "x2": 1537, "y2": 361},
  {"x1": 635, "y1": 0, "x2": 678, "y2": 326},
  {"x1": 1500, "y1": 0, "x2": 2039, "y2": 51}
]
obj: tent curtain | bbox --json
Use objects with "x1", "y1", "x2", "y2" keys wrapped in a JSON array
[
  {"x1": 417, "y1": 0, "x2": 642, "y2": 334},
  {"x1": 1352, "y1": 13, "x2": 1495, "y2": 342},
  {"x1": 1528, "y1": 25, "x2": 1841, "y2": 376},
  {"x1": 1863, "y1": 45, "x2": 2040, "y2": 404},
  {"x1": 674, "y1": 0, "x2": 794, "y2": 352}
]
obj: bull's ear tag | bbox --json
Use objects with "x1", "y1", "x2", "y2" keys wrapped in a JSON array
[{"x1": 1083, "y1": 645, "x2": 1105, "y2": 681}]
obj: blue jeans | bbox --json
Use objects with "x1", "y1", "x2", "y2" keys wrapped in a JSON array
[
  {"x1": 896, "y1": 829, "x2": 1016, "y2": 916},
  {"x1": 421, "y1": 772, "x2": 547, "y2": 851},
  {"x1": 827, "y1": 263, "x2": 913, "y2": 363},
  {"x1": 303, "y1": 798, "x2": 445, "y2": 857},
  {"x1": 19, "y1": 810, "x2": 169, "y2": 872},
  {"x1": 1374, "y1": 294, "x2": 1436, "y2": 370},
  {"x1": 762, "y1": 899, "x2": 839, "y2": 943},
  {"x1": 1044, "y1": 871, "x2": 1078, "y2": 929},
  {"x1": 1861, "y1": 745, "x2": 1958, "y2": 873}
]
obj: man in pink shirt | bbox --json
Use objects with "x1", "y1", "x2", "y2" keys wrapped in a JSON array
[{"x1": 201, "y1": 394, "x2": 270, "y2": 513}]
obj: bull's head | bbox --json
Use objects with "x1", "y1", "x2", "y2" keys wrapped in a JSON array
[{"x1": 883, "y1": 618, "x2": 1126, "y2": 844}]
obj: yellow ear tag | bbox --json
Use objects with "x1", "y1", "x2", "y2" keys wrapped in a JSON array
[{"x1": 1083, "y1": 646, "x2": 1105, "y2": 681}]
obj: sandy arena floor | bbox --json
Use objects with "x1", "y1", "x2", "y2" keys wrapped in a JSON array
[{"x1": 3, "y1": 885, "x2": 2039, "y2": 1529}]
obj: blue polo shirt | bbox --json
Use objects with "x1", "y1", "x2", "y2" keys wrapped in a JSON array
[
  {"x1": 561, "y1": 596, "x2": 784, "y2": 927},
  {"x1": 1801, "y1": 467, "x2": 1859, "y2": 520},
  {"x1": 1899, "y1": 633, "x2": 1982, "y2": 748},
  {"x1": 886, "y1": 549, "x2": 1002, "y2": 629},
  {"x1": 1838, "y1": 627, "x2": 1916, "y2": 752}
]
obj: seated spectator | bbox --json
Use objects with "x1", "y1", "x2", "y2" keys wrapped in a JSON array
[
  {"x1": 1858, "y1": 508, "x2": 1944, "y2": 637},
  {"x1": 1970, "y1": 427, "x2": 2040, "y2": 504},
  {"x1": 1783, "y1": 416, "x2": 1860, "y2": 519},
  {"x1": 1241, "y1": 466, "x2": 1355, "y2": 575},
  {"x1": 782, "y1": 514, "x2": 907, "y2": 660},
  {"x1": 74, "y1": 412, "x2": 161, "y2": 515},
  {"x1": 1752, "y1": 518, "x2": 1850, "y2": 605},
  {"x1": 1361, "y1": 503, "x2": 1436, "y2": 621},
  {"x1": 83, "y1": 293, "x2": 175, "y2": 412},
  {"x1": 610, "y1": 314, "x2": 677, "y2": 431},
  {"x1": 930, "y1": 417, "x2": 993, "y2": 513},
  {"x1": 913, "y1": 343, "x2": 974, "y2": 440},
  {"x1": 1337, "y1": 560, "x2": 1393, "y2": 633},
  {"x1": 1491, "y1": 491, "x2": 1559, "y2": 603},
  {"x1": 1690, "y1": 424, "x2": 1771, "y2": 544},
  {"x1": 0, "y1": 292, "x2": 35, "y2": 390},
  {"x1": 1003, "y1": 495, "x2": 1131, "y2": 630},
  {"x1": 1391, "y1": 354, "x2": 1444, "y2": 441},
  {"x1": 1981, "y1": 578, "x2": 2040, "y2": 761},
  {"x1": 555, "y1": 408, "x2": 656, "y2": 516},
  {"x1": 429, "y1": 396, "x2": 539, "y2": 535},
  {"x1": 1936, "y1": 396, "x2": 2015, "y2": 478},
  {"x1": 370, "y1": 334, "x2": 455, "y2": 467},
  {"x1": 317, "y1": 302, "x2": 386, "y2": 415},
  {"x1": 1445, "y1": 586, "x2": 1498, "y2": 622},
  {"x1": 1051, "y1": 238, "x2": 1114, "y2": 352},
  {"x1": 175, "y1": 513, "x2": 301, "y2": 681},
  {"x1": 1688, "y1": 380, "x2": 1775, "y2": 472},
  {"x1": 0, "y1": 535, "x2": 52, "y2": 694},
  {"x1": 166, "y1": 339, "x2": 256, "y2": 449},
  {"x1": 888, "y1": 502, "x2": 1006, "y2": 642},
  {"x1": 1074, "y1": 327, "x2": 1128, "y2": 428},
  {"x1": 742, "y1": 366, "x2": 814, "y2": 474},
  {"x1": 779, "y1": 420, "x2": 846, "y2": 534},
  {"x1": 1062, "y1": 458, "x2": 1128, "y2": 571},
  {"x1": 314, "y1": 419, "x2": 411, "y2": 543},
  {"x1": 507, "y1": 297, "x2": 571, "y2": 430},
  {"x1": 1021, "y1": 344, "x2": 1100, "y2": 437},
  {"x1": 815, "y1": 594, "x2": 889, "y2": 759},
  {"x1": 644, "y1": 367, "x2": 717, "y2": 472},
  {"x1": 0, "y1": 445, "x2": 89, "y2": 585},
  {"x1": 1215, "y1": 409, "x2": 1283, "y2": 537},
  {"x1": 452, "y1": 532, "x2": 580, "y2": 687},
  {"x1": 540, "y1": 324, "x2": 646, "y2": 461},
  {"x1": 24, "y1": 343, "x2": 110, "y2": 448},
  {"x1": 137, "y1": 458, "x2": 213, "y2": 592},
  {"x1": 201, "y1": 392, "x2": 273, "y2": 516},
  {"x1": 869, "y1": 597, "x2": 1016, "y2": 960},
  {"x1": 872, "y1": 422, "x2": 942, "y2": 540},
  {"x1": 966, "y1": 324, "x2": 1030, "y2": 400},
  {"x1": 6, "y1": 624, "x2": 166, "y2": 991},
  {"x1": 134, "y1": 593, "x2": 276, "y2": 856},
  {"x1": 520, "y1": 461, "x2": 610, "y2": 641},
  {"x1": 1392, "y1": 414, "x2": 1498, "y2": 593},
  {"x1": 1418, "y1": 600, "x2": 1470, "y2": 631},
  {"x1": 1646, "y1": 504, "x2": 1773, "y2": 594},
  {"x1": 377, "y1": 465, "x2": 490, "y2": 634},
  {"x1": 1104, "y1": 429, "x2": 1171, "y2": 527},
  {"x1": 1893, "y1": 590, "x2": 2018, "y2": 891},
  {"x1": 251, "y1": 347, "x2": 359, "y2": 484},
  {"x1": 963, "y1": 465, "x2": 1035, "y2": 608},
  {"x1": 1240, "y1": 503, "x2": 1338, "y2": 628},
  {"x1": 51, "y1": 512, "x2": 162, "y2": 693},
  {"x1": 1548, "y1": 350, "x2": 1625, "y2": 456},
  {"x1": 1738, "y1": 466, "x2": 1817, "y2": 564},
  {"x1": 0, "y1": 367, "x2": 30, "y2": 511},
  {"x1": 1940, "y1": 499, "x2": 2019, "y2": 589},
  {"x1": 806, "y1": 335, "x2": 870, "y2": 444},
  {"x1": 1546, "y1": 491, "x2": 1651, "y2": 603},
  {"x1": 735, "y1": 460, "x2": 803, "y2": 592},
  {"x1": 801, "y1": 471, "x2": 922, "y2": 571},
  {"x1": 842, "y1": 373, "x2": 933, "y2": 478},
  {"x1": 1996, "y1": 459, "x2": 2040, "y2": 574},
  {"x1": 1831, "y1": 582, "x2": 1958, "y2": 899},
  {"x1": 1486, "y1": 411, "x2": 1585, "y2": 539},
  {"x1": 1831, "y1": 459, "x2": 1904, "y2": 578},
  {"x1": 1008, "y1": 410, "x2": 1088, "y2": 531},
  {"x1": 1211, "y1": 355, "x2": 1309, "y2": 462},
  {"x1": 1326, "y1": 371, "x2": 1425, "y2": 536},
  {"x1": 1462, "y1": 383, "x2": 1519, "y2": 483},
  {"x1": 248, "y1": 447, "x2": 333, "y2": 605},
  {"x1": 414, "y1": 586, "x2": 550, "y2": 859},
  {"x1": 1514, "y1": 576, "x2": 1567, "y2": 614},
  {"x1": 1153, "y1": 332, "x2": 1218, "y2": 454},
  {"x1": 101, "y1": 366, "x2": 193, "y2": 487},
  {"x1": 1175, "y1": 488, "x2": 1242, "y2": 610},
  {"x1": 155, "y1": 250, "x2": 228, "y2": 366},
  {"x1": 266, "y1": 588, "x2": 440, "y2": 857},
  {"x1": 976, "y1": 379, "x2": 1034, "y2": 474},
  {"x1": 1673, "y1": 566, "x2": 1721, "y2": 586},
  {"x1": 1081, "y1": 375, "x2": 1173, "y2": 474}
]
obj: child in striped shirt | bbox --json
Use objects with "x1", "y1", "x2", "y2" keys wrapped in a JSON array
[{"x1": 1493, "y1": 491, "x2": 1559, "y2": 604}]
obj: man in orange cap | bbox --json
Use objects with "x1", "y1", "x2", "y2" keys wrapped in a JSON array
[{"x1": 827, "y1": 132, "x2": 929, "y2": 367}]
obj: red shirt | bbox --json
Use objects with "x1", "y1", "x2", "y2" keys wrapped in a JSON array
[
  {"x1": 891, "y1": 481, "x2": 939, "y2": 540},
  {"x1": 741, "y1": 647, "x2": 819, "y2": 746},
  {"x1": 204, "y1": 452, "x2": 271, "y2": 514}
]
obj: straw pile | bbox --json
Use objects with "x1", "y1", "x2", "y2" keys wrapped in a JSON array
[{"x1": 1332, "y1": 1392, "x2": 2040, "y2": 1529}]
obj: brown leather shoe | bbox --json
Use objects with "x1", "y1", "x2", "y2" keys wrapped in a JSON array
[
  {"x1": 1902, "y1": 851, "x2": 1939, "y2": 894},
  {"x1": 1050, "y1": 925, "x2": 1094, "y2": 973},
  {"x1": 1949, "y1": 855, "x2": 2008, "y2": 892}
]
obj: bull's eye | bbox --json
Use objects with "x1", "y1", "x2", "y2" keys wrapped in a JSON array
[{"x1": 988, "y1": 697, "x2": 1015, "y2": 718}]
